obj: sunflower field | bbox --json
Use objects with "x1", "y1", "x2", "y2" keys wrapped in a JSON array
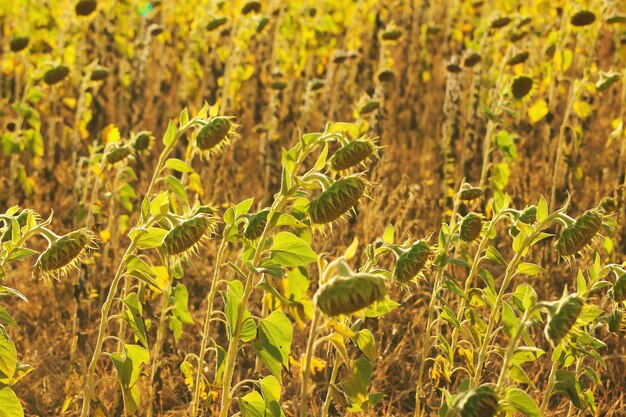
[{"x1": 1, "y1": 0, "x2": 626, "y2": 416}]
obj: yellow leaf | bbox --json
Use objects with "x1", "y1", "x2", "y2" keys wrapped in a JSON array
[{"x1": 527, "y1": 98, "x2": 549, "y2": 124}]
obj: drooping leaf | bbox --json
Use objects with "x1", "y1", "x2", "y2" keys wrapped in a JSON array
[{"x1": 252, "y1": 311, "x2": 292, "y2": 381}]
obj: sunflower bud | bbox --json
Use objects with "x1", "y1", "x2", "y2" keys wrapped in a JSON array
[
  {"x1": 509, "y1": 205, "x2": 537, "y2": 237},
  {"x1": 545, "y1": 294, "x2": 584, "y2": 345},
  {"x1": 196, "y1": 117, "x2": 233, "y2": 153},
  {"x1": 36, "y1": 229, "x2": 96, "y2": 280},
  {"x1": 10, "y1": 37, "x2": 29, "y2": 52},
  {"x1": 162, "y1": 215, "x2": 216, "y2": 257},
  {"x1": 314, "y1": 273, "x2": 386, "y2": 316},
  {"x1": 599, "y1": 196, "x2": 617, "y2": 214},
  {"x1": 381, "y1": 28, "x2": 403, "y2": 41},
  {"x1": 105, "y1": 144, "x2": 133, "y2": 165},
  {"x1": 244, "y1": 209, "x2": 269, "y2": 240},
  {"x1": 506, "y1": 51, "x2": 529, "y2": 65},
  {"x1": 241, "y1": 0, "x2": 261, "y2": 14},
  {"x1": 491, "y1": 16, "x2": 512, "y2": 29},
  {"x1": 308, "y1": 175, "x2": 368, "y2": 224},
  {"x1": 608, "y1": 273, "x2": 626, "y2": 303},
  {"x1": 330, "y1": 139, "x2": 377, "y2": 171},
  {"x1": 393, "y1": 241, "x2": 433, "y2": 284},
  {"x1": 555, "y1": 209, "x2": 603, "y2": 257},
  {"x1": 460, "y1": 213, "x2": 482, "y2": 242},
  {"x1": 607, "y1": 309, "x2": 626, "y2": 335},
  {"x1": 450, "y1": 384, "x2": 499, "y2": 417},
  {"x1": 43, "y1": 66, "x2": 70, "y2": 85}
]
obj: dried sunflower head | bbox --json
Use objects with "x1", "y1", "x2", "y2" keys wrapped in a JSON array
[
  {"x1": 510, "y1": 75, "x2": 534, "y2": 100},
  {"x1": 392, "y1": 241, "x2": 433, "y2": 285},
  {"x1": 314, "y1": 272, "x2": 386, "y2": 316},
  {"x1": 90, "y1": 66, "x2": 110, "y2": 81},
  {"x1": 10, "y1": 37, "x2": 29, "y2": 52},
  {"x1": 75, "y1": 0, "x2": 97, "y2": 16},
  {"x1": 43, "y1": 65, "x2": 70, "y2": 85},
  {"x1": 308, "y1": 175, "x2": 369, "y2": 225},
  {"x1": 571, "y1": 10, "x2": 596, "y2": 27},
  {"x1": 545, "y1": 294, "x2": 584, "y2": 345},
  {"x1": 555, "y1": 209, "x2": 603, "y2": 258},
  {"x1": 36, "y1": 229, "x2": 97, "y2": 281},
  {"x1": 162, "y1": 214, "x2": 217, "y2": 257}
]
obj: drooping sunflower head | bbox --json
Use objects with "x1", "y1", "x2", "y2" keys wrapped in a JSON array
[
  {"x1": 161, "y1": 214, "x2": 217, "y2": 257},
  {"x1": 105, "y1": 143, "x2": 134, "y2": 165},
  {"x1": 132, "y1": 131, "x2": 155, "y2": 153},
  {"x1": 392, "y1": 241, "x2": 433, "y2": 285},
  {"x1": 608, "y1": 272, "x2": 626, "y2": 303},
  {"x1": 459, "y1": 212, "x2": 483, "y2": 243},
  {"x1": 570, "y1": 10, "x2": 596, "y2": 27},
  {"x1": 450, "y1": 384, "x2": 499, "y2": 417},
  {"x1": 545, "y1": 294, "x2": 584, "y2": 345},
  {"x1": 329, "y1": 137, "x2": 379, "y2": 172},
  {"x1": 10, "y1": 36, "x2": 29, "y2": 53},
  {"x1": 555, "y1": 209, "x2": 603, "y2": 258},
  {"x1": 90, "y1": 66, "x2": 110, "y2": 81},
  {"x1": 308, "y1": 175, "x2": 370, "y2": 226},
  {"x1": 43, "y1": 65, "x2": 70, "y2": 85},
  {"x1": 75, "y1": 0, "x2": 97, "y2": 16},
  {"x1": 314, "y1": 272, "x2": 386, "y2": 317},
  {"x1": 458, "y1": 184, "x2": 484, "y2": 202},
  {"x1": 607, "y1": 308, "x2": 626, "y2": 335},
  {"x1": 36, "y1": 229, "x2": 97, "y2": 281},
  {"x1": 195, "y1": 116, "x2": 237, "y2": 157}
]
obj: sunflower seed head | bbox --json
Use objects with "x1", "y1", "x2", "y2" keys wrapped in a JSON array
[
  {"x1": 10, "y1": 37, "x2": 29, "y2": 52},
  {"x1": 392, "y1": 241, "x2": 433, "y2": 284},
  {"x1": 196, "y1": 117, "x2": 234, "y2": 155},
  {"x1": 314, "y1": 273, "x2": 386, "y2": 316},
  {"x1": 330, "y1": 139, "x2": 377, "y2": 171},
  {"x1": 460, "y1": 213, "x2": 482, "y2": 242},
  {"x1": 43, "y1": 66, "x2": 70, "y2": 85},
  {"x1": 244, "y1": 209, "x2": 269, "y2": 240},
  {"x1": 75, "y1": 0, "x2": 97, "y2": 16},
  {"x1": 308, "y1": 175, "x2": 368, "y2": 225},
  {"x1": 162, "y1": 214, "x2": 217, "y2": 257},
  {"x1": 555, "y1": 209, "x2": 603, "y2": 257},
  {"x1": 546, "y1": 294, "x2": 584, "y2": 345},
  {"x1": 36, "y1": 229, "x2": 97, "y2": 280}
]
